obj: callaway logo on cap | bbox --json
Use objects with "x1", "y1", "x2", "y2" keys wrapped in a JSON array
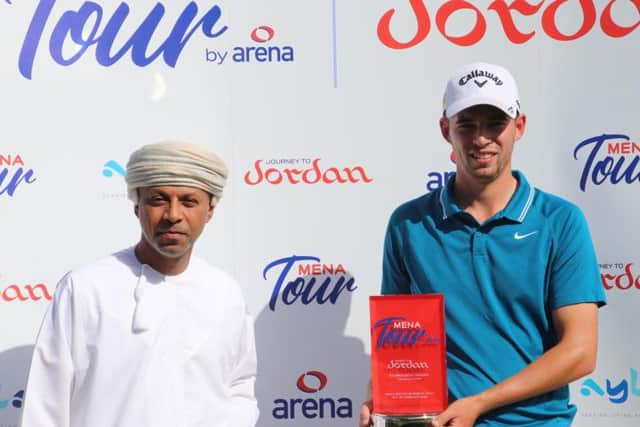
[{"x1": 443, "y1": 62, "x2": 520, "y2": 119}]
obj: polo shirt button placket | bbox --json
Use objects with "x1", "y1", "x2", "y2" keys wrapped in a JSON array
[{"x1": 471, "y1": 229, "x2": 488, "y2": 258}]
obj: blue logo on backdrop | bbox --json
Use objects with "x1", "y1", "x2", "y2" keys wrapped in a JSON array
[
  {"x1": 14, "y1": 0, "x2": 229, "y2": 79},
  {"x1": 262, "y1": 255, "x2": 356, "y2": 311},
  {"x1": 580, "y1": 368, "x2": 640, "y2": 404},
  {"x1": 102, "y1": 160, "x2": 126, "y2": 178},
  {"x1": 0, "y1": 154, "x2": 37, "y2": 197},
  {"x1": 101, "y1": 159, "x2": 127, "y2": 199},
  {"x1": 0, "y1": 387, "x2": 23, "y2": 410},
  {"x1": 573, "y1": 133, "x2": 640, "y2": 192},
  {"x1": 425, "y1": 151, "x2": 456, "y2": 192},
  {"x1": 205, "y1": 25, "x2": 295, "y2": 66}
]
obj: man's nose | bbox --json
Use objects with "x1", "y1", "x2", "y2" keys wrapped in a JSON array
[
  {"x1": 164, "y1": 201, "x2": 182, "y2": 223},
  {"x1": 472, "y1": 129, "x2": 492, "y2": 146}
]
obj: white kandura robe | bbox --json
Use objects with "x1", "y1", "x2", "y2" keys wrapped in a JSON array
[{"x1": 20, "y1": 247, "x2": 258, "y2": 427}]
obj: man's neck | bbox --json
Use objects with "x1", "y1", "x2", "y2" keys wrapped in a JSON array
[
  {"x1": 452, "y1": 171, "x2": 518, "y2": 225},
  {"x1": 134, "y1": 242, "x2": 191, "y2": 276}
]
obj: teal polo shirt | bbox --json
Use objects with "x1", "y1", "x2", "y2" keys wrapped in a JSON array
[{"x1": 381, "y1": 171, "x2": 606, "y2": 426}]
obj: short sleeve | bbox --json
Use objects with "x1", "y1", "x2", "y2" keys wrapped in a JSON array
[{"x1": 548, "y1": 205, "x2": 606, "y2": 310}]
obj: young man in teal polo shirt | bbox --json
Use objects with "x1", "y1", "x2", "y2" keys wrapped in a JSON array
[{"x1": 360, "y1": 62, "x2": 606, "y2": 427}]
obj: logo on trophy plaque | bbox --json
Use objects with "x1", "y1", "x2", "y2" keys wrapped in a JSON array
[{"x1": 369, "y1": 294, "x2": 447, "y2": 427}]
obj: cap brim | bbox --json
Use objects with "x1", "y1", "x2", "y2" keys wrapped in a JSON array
[{"x1": 445, "y1": 96, "x2": 517, "y2": 119}]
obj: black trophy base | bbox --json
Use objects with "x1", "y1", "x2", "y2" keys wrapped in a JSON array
[{"x1": 372, "y1": 414, "x2": 436, "y2": 427}]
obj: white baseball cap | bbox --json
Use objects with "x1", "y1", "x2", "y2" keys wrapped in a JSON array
[{"x1": 443, "y1": 62, "x2": 520, "y2": 119}]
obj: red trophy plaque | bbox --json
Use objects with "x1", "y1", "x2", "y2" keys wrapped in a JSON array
[{"x1": 369, "y1": 294, "x2": 447, "y2": 427}]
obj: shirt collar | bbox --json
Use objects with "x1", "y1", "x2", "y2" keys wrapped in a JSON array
[{"x1": 438, "y1": 170, "x2": 535, "y2": 224}]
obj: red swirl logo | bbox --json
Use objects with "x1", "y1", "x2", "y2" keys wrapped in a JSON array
[
  {"x1": 251, "y1": 25, "x2": 275, "y2": 43},
  {"x1": 296, "y1": 371, "x2": 328, "y2": 393}
]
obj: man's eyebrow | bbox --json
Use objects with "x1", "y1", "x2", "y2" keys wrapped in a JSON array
[
  {"x1": 179, "y1": 193, "x2": 200, "y2": 199},
  {"x1": 455, "y1": 116, "x2": 475, "y2": 123},
  {"x1": 488, "y1": 114, "x2": 510, "y2": 121},
  {"x1": 144, "y1": 190, "x2": 174, "y2": 200},
  {"x1": 456, "y1": 113, "x2": 509, "y2": 122}
]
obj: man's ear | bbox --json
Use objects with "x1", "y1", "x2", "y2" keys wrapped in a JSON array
[
  {"x1": 206, "y1": 206, "x2": 214, "y2": 223},
  {"x1": 440, "y1": 117, "x2": 452, "y2": 144},
  {"x1": 514, "y1": 113, "x2": 527, "y2": 141},
  {"x1": 133, "y1": 188, "x2": 141, "y2": 218}
]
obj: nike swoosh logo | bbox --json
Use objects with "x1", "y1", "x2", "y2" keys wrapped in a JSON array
[
  {"x1": 514, "y1": 231, "x2": 538, "y2": 240},
  {"x1": 474, "y1": 79, "x2": 488, "y2": 88}
]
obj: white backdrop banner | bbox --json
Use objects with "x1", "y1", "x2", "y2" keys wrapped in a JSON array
[{"x1": 1, "y1": 1, "x2": 639, "y2": 426}]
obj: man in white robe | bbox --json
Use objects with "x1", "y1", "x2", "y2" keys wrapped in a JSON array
[{"x1": 21, "y1": 141, "x2": 259, "y2": 427}]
